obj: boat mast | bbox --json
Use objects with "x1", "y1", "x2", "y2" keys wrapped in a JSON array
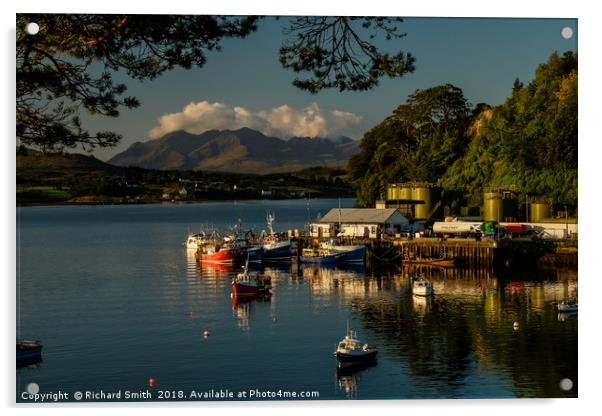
[
  {"x1": 266, "y1": 211, "x2": 275, "y2": 236},
  {"x1": 338, "y1": 198, "x2": 342, "y2": 235}
]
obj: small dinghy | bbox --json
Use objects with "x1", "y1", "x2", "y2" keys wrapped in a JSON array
[
  {"x1": 557, "y1": 301, "x2": 578, "y2": 313},
  {"x1": 412, "y1": 276, "x2": 433, "y2": 297}
]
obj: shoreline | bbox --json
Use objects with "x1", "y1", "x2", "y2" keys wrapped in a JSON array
[{"x1": 16, "y1": 196, "x2": 357, "y2": 208}]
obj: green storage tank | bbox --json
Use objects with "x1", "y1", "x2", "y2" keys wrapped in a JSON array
[
  {"x1": 483, "y1": 192, "x2": 504, "y2": 222},
  {"x1": 400, "y1": 187, "x2": 413, "y2": 200},
  {"x1": 387, "y1": 185, "x2": 414, "y2": 201},
  {"x1": 530, "y1": 202, "x2": 551, "y2": 222},
  {"x1": 386, "y1": 186, "x2": 398, "y2": 201},
  {"x1": 483, "y1": 190, "x2": 518, "y2": 222},
  {"x1": 412, "y1": 186, "x2": 441, "y2": 220}
]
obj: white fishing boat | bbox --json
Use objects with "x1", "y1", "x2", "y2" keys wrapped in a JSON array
[
  {"x1": 412, "y1": 276, "x2": 433, "y2": 296},
  {"x1": 334, "y1": 325, "x2": 377, "y2": 363},
  {"x1": 557, "y1": 301, "x2": 578, "y2": 313},
  {"x1": 185, "y1": 232, "x2": 206, "y2": 250}
]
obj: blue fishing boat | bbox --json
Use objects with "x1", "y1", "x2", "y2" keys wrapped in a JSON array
[
  {"x1": 261, "y1": 212, "x2": 291, "y2": 261},
  {"x1": 246, "y1": 245, "x2": 264, "y2": 262},
  {"x1": 17, "y1": 340, "x2": 43, "y2": 367},
  {"x1": 300, "y1": 248, "x2": 346, "y2": 264},
  {"x1": 320, "y1": 241, "x2": 366, "y2": 263}
]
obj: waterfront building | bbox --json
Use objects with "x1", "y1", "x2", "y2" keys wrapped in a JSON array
[{"x1": 310, "y1": 208, "x2": 409, "y2": 238}]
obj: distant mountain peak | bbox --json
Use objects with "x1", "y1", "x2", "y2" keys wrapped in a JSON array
[{"x1": 108, "y1": 128, "x2": 359, "y2": 174}]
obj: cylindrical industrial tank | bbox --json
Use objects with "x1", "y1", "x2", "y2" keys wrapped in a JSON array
[
  {"x1": 399, "y1": 187, "x2": 413, "y2": 200},
  {"x1": 530, "y1": 202, "x2": 551, "y2": 222},
  {"x1": 386, "y1": 185, "x2": 399, "y2": 201},
  {"x1": 483, "y1": 192, "x2": 503, "y2": 222},
  {"x1": 413, "y1": 186, "x2": 441, "y2": 220}
]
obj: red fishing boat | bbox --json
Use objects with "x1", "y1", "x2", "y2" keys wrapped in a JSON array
[
  {"x1": 231, "y1": 262, "x2": 271, "y2": 297},
  {"x1": 199, "y1": 241, "x2": 244, "y2": 264}
]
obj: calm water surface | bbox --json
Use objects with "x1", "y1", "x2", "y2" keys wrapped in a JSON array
[{"x1": 16, "y1": 199, "x2": 578, "y2": 401}]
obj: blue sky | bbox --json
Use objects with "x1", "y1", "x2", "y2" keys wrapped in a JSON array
[{"x1": 84, "y1": 16, "x2": 577, "y2": 161}]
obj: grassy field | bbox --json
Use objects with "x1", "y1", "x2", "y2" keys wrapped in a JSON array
[{"x1": 17, "y1": 186, "x2": 72, "y2": 202}]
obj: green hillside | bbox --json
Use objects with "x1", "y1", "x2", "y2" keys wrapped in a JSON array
[{"x1": 348, "y1": 51, "x2": 578, "y2": 211}]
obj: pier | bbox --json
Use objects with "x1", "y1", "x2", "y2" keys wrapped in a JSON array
[{"x1": 295, "y1": 236, "x2": 573, "y2": 269}]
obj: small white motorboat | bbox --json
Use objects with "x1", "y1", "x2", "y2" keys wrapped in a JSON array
[
  {"x1": 412, "y1": 276, "x2": 433, "y2": 296},
  {"x1": 334, "y1": 326, "x2": 377, "y2": 363},
  {"x1": 557, "y1": 301, "x2": 578, "y2": 313}
]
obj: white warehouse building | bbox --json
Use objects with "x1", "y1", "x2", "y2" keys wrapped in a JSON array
[{"x1": 310, "y1": 208, "x2": 409, "y2": 239}]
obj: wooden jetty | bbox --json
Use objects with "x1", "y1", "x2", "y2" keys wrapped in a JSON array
[
  {"x1": 293, "y1": 236, "x2": 566, "y2": 269},
  {"x1": 366, "y1": 238, "x2": 498, "y2": 268}
]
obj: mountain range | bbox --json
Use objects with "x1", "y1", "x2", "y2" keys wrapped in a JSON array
[{"x1": 108, "y1": 128, "x2": 359, "y2": 174}]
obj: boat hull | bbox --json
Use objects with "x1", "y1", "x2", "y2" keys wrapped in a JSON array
[
  {"x1": 412, "y1": 285, "x2": 433, "y2": 296},
  {"x1": 300, "y1": 254, "x2": 343, "y2": 264},
  {"x1": 412, "y1": 288, "x2": 433, "y2": 296},
  {"x1": 201, "y1": 248, "x2": 244, "y2": 264},
  {"x1": 263, "y1": 241, "x2": 292, "y2": 261},
  {"x1": 246, "y1": 247, "x2": 264, "y2": 262},
  {"x1": 558, "y1": 303, "x2": 578, "y2": 312},
  {"x1": 329, "y1": 245, "x2": 366, "y2": 263},
  {"x1": 17, "y1": 343, "x2": 43, "y2": 368},
  {"x1": 405, "y1": 258, "x2": 457, "y2": 267},
  {"x1": 231, "y1": 282, "x2": 270, "y2": 297},
  {"x1": 336, "y1": 350, "x2": 378, "y2": 363}
]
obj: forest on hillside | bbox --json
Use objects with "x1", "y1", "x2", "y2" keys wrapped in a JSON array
[{"x1": 348, "y1": 51, "x2": 578, "y2": 213}]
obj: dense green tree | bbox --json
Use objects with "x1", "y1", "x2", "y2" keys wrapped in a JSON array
[
  {"x1": 17, "y1": 15, "x2": 414, "y2": 152},
  {"x1": 351, "y1": 51, "x2": 577, "y2": 210},
  {"x1": 443, "y1": 51, "x2": 578, "y2": 207},
  {"x1": 348, "y1": 84, "x2": 471, "y2": 207}
]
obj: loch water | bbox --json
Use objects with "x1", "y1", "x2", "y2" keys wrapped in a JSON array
[{"x1": 16, "y1": 199, "x2": 578, "y2": 401}]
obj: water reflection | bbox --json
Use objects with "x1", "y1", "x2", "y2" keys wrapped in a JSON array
[
  {"x1": 557, "y1": 311, "x2": 578, "y2": 322},
  {"x1": 335, "y1": 359, "x2": 377, "y2": 399},
  {"x1": 412, "y1": 294, "x2": 433, "y2": 317},
  {"x1": 231, "y1": 295, "x2": 272, "y2": 333},
  {"x1": 185, "y1": 248, "x2": 577, "y2": 398},
  {"x1": 305, "y1": 264, "x2": 578, "y2": 398}
]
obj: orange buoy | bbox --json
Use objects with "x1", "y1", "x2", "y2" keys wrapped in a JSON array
[{"x1": 149, "y1": 377, "x2": 156, "y2": 387}]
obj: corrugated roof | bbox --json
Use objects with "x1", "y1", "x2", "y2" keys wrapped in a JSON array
[{"x1": 319, "y1": 208, "x2": 405, "y2": 224}]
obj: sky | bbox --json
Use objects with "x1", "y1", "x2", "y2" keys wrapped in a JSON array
[{"x1": 75, "y1": 16, "x2": 577, "y2": 161}]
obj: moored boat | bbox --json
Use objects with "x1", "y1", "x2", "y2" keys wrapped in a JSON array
[
  {"x1": 262, "y1": 239, "x2": 292, "y2": 261},
  {"x1": 320, "y1": 241, "x2": 366, "y2": 263},
  {"x1": 261, "y1": 212, "x2": 292, "y2": 261},
  {"x1": 231, "y1": 262, "x2": 272, "y2": 297},
  {"x1": 412, "y1": 276, "x2": 433, "y2": 296},
  {"x1": 185, "y1": 232, "x2": 207, "y2": 250},
  {"x1": 17, "y1": 340, "x2": 43, "y2": 367},
  {"x1": 300, "y1": 247, "x2": 345, "y2": 264},
  {"x1": 200, "y1": 242, "x2": 245, "y2": 264},
  {"x1": 404, "y1": 256, "x2": 457, "y2": 267},
  {"x1": 334, "y1": 327, "x2": 378, "y2": 363},
  {"x1": 557, "y1": 301, "x2": 578, "y2": 313},
  {"x1": 245, "y1": 245, "x2": 264, "y2": 262}
]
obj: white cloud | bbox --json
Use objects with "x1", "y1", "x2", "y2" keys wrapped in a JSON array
[{"x1": 148, "y1": 101, "x2": 363, "y2": 139}]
